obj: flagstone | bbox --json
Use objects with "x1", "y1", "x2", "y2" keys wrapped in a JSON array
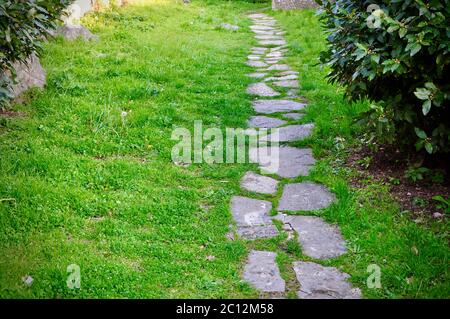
[
  {"x1": 273, "y1": 80, "x2": 299, "y2": 88},
  {"x1": 274, "y1": 214, "x2": 347, "y2": 259},
  {"x1": 249, "y1": 146, "x2": 316, "y2": 178},
  {"x1": 247, "y1": 60, "x2": 268, "y2": 68},
  {"x1": 252, "y1": 99, "x2": 306, "y2": 114},
  {"x1": 267, "y1": 64, "x2": 291, "y2": 71},
  {"x1": 247, "y1": 115, "x2": 287, "y2": 128},
  {"x1": 230, "y1": 196, "x2": 278, "y2": 239},
  {"x1": 260, "y1": 124, "x2": 314, "y2": 142},
  {"x1": 240, "y1": 171, "x2": 279, "y2": 195},
  {"x1": 278, "y1": 182, "x2": 336, "y2": 211},
  {"x1": 265, "y1": 74, "x2": 298, "y2": 82},
  {"x1": 243, "y1": 251, "x2": 285, "y2": 294},
  {"x1": 293, "y1": 262, "x2": 362, "y2": 299},
  {"x1": 259, "y1": 39, "x2": 287, "y2": 46},
  {"x1": 247, "y1": 83, "x2": 280, "y2": 97}
]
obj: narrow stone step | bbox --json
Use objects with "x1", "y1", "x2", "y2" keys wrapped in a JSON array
[
  {"x1": 247, "y1": 115, "x2": 287, "y2": 128},
  {"x1": 265, "y1": 74, "x2": 298, "y2": 82},
  {"x1": 267, "y1": 64, "x2": 290, "y2": 71},
  {"x1": 260, "y1": 124, "x2": 314, "y2": 142},
  {"x1": 240, "y1": 171, "x2": 279, "y2": 195},
  {"x1": 278, "y1": 182, "x2": 336, "y2": 211},
  {"x1": 273, "y1": 79, "x2": 299, "y2": 88},
  {"x1": 274, "y1": 213, "x2": 347, "y2": 259},
  {"x1": 255, "y1": 35, "x2": 284, "y2": 41},
  {"x1": 247, "y1": 60, "x2": 268, "y2": 68},
  {"x1": 243, "y1": 250, "x2": 285, "y2": 296},
  {"x1": 250, "y1": 25, "x2": 276, "y2": 32},
  {"x1": 293, "y1": 261, "x2": 362, "y2": 299},
  {"x1": 249, "y1": 146, "x2": 316, "y2": 178},
  {"x1": 252, "y1": 99, "x2": 306, "y2": 114},
  {"x1": 231, "y1": 196, "x2": 278, "y2": 239},
  {"x1": 247, "y1": 83, "x2": 280, "y2": 97},
  {"x1": 248, "y1": 55, "x2": 262, "y2": 60},
  {"x1": 259, "y1": 39, "x2": 287, "y2": 46}
]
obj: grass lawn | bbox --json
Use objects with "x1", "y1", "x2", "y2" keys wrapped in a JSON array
[{"x1": 0, "y1": 0, "x2": 448, "y2": 298}]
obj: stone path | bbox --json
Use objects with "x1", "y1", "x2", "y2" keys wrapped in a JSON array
[{"x1": 231, "y1": 12, "x2": 361, "y2": 298}]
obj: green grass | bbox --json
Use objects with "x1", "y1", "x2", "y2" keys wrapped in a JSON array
[{"x1": 0, "y1": 0, "x2": 448, "y2": 298}]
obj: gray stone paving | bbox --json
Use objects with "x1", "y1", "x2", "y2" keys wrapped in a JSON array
[
  {"x1": 248, "y1": 116, "x2": 287, "y2": 128},
  {"x1": 243, "y1": 251, "x2": 285, "y2": 294},
  {"x1": 241, "y1": 171, "x2": 279, "y2": 195},
  {"x1": 278, "y1": 182, "x2": 336, "y2": 211},
  {"x1": 274, "y1": 214, "x2": 347, "y2": 259},
  {"x1": 273, "y1": 79, "x2": 300, "y2": 88},
  {"x1": 293, "y1": 261, "x2": 362, "y2": 299},
  {"x1": 265, "y1": 74, "x2": 298, "y2": 82},
  {"x1": 247, "y1": 82, "x2": 280, "y2": 97},
  {"x1": 267, "y1": 64, "x2": 291, "y2": 71},
  {"x1": 247, "y1": 60, "x2": 268, "y2": 68},
  {"x1": 238, "y1": 12, "x2": 360, "y2": 299},
  {"x1": 231, "y1": 196, "x2": 278, "y2": 239},
  {"x1": 249, "y1": 146, "x2": 316, "y2": 178},
  {"x1": 260, "y1": 124, "x2": 314, "y2": 142},
  {"x1": 252, "y1": 99, "x2": 306, "y2": 114}
]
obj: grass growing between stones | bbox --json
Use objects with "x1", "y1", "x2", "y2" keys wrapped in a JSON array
[{"x1": 0, "y1": 0, "x2": 448, "y2": 299}]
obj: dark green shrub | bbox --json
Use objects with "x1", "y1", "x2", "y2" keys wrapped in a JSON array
[
  {"x1": 0, "y1": 0, "x2": 72, "y2": 106},
  {"x1": 316, "y1": 0, "x2": 450, "y2": 155}
]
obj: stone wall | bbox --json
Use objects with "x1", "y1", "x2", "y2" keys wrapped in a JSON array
[{"x1": 272, "y1": 0, "x2": 318, "y2": 10}]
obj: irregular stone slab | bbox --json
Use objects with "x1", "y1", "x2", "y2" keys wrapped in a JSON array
[
  {"x1": 252, "y1": 30, "x2": 278, "y2": 35},
  {"x1": 278, "y1": 182, "x2": 336, "y2": 211},
  {"x1": 293, "y1": 261, "x2": 362, "y2": 299},
  {"x1": 241, "y1": 171, "x2": 279, "y2": 195},
  {"x1": 274, "y1": 214, "x2": 347, "y2": 259},
  {"x1": 238, "y1": 225, "x2": 279, "y2": 239},
  {"x1": 243, "y1": 251, "x2": 285, "y2": 294},
  {"x1": 254, "y1": 21, "x2": 277, "y2": 27},
  {"x1": 252, "y1": 99, "x2": 306, "y2": 114},
  {"x1": 231, "y1": 196, "x2": 278, "y2": 239},
  {"x1": 251, "y1": 25, "x2": 276, "y2": 31},
  {"x1": 251, "y1": 47, "x2": 268, "y2": 53},
  {"x1": 220, "y1": 23, "x2": 239, "y2": 31},
  {"x1": 279, "y1": 70, "x2": 299, "y2": 76},
  {"x1": 267, "y1": 64, "x2": 291, "y2": 71},
  {"x1": 248, "y1": 55, "x2": 262, "y2": 60},
  {"x1": 247, "y1": 60, "x2": 268, "y2": 68},
  {"x1": 247, "y1": 72, "x2": 268, "y2": 79},
  {"x1": 255, "y1": 35, "x2": 284, "y2": 41},
  {"x1": 249, "y1": 146, "x2": 316, "y2": 178},
  {"x1": 273, "y1": 80, "x2": 300, "y2": 88},
  {"x1": 247, "y1": 83, "x2": 280, "y2": 97},
  {"x1": 248, "y1": 116, "x2": 287, "y2": 128},
  {"x1": 267, "y1": 51, "x2": 284, "y2": 58},
  {"x1": 259, "y1": 40, "x2": 287, "y2": 46},
  {"x1": 260, "y1": 124, "x2": 314, "y2": 142},
  {"x1": 248, "y1": 13, "x2": 270, "y2": 19},
  {"x1": 265, "y1": 74, "x2": 298, "y2": 82},
  {"x1": 282, "y1": 112, "x2": 304, "y2": 120}
]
